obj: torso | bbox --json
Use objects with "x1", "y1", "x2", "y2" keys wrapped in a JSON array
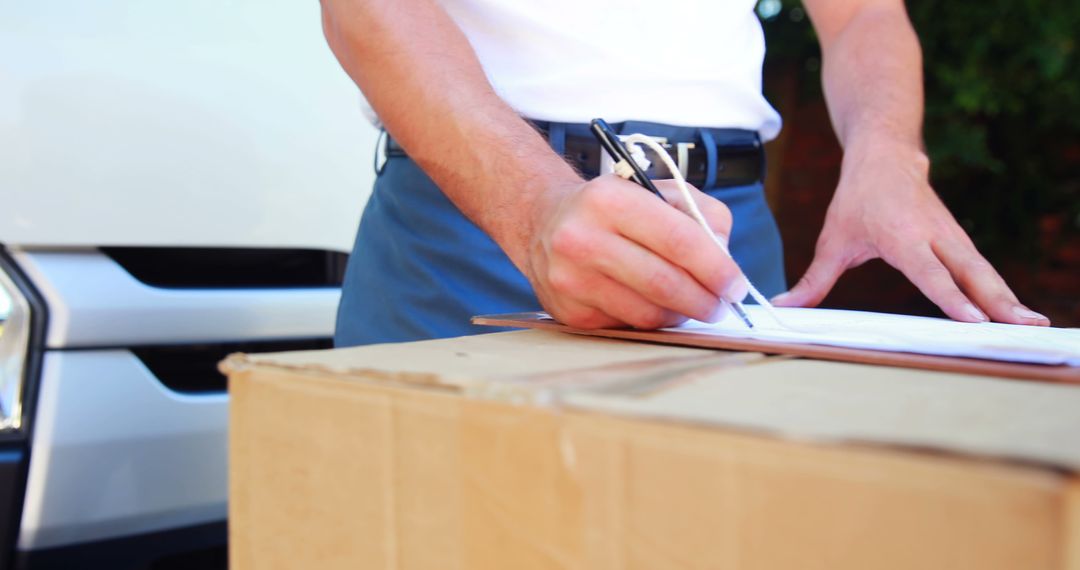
[{"x1": 437, "y1": 0, "x2": 782, "y2": 139}]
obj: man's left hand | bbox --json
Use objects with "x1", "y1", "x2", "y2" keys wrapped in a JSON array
[{"x1": 771, "y1": 138, "x2": 1050, "y2": 326}]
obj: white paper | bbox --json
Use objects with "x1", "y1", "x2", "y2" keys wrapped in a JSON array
[{"x1": 670, "y1": 306, "x2": 1080, "y2": 366}]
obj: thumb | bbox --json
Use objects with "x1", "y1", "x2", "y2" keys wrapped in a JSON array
[{"x1": 771, "y1": 251, "x2": 847, "y2": 308}]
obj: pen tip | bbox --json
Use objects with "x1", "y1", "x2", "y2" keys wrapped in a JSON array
[{"x1": 730, "y1": 303, "x2": 754, "y2": 329}]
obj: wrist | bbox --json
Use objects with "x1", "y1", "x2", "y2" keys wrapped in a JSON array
[
  {"x1": 495, "y1": 170, "x2": 582, "y2": 277},
  {"x1": 841, "y1": 132, "x2": 930, "y2": 181}
]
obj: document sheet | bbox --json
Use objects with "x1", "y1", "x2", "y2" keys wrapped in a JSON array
[{"x1": 671, "y1": 307, "x2": 1080, "y2": 366}]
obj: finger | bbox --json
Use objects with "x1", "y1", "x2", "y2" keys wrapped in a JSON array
[
  {"x1": 934, "y1": 240, "x2": 1050, "y2": 326},
  {"x1": 894, "y1": 244, "x2": 987, "y2": 323},
  {"x1": 536, "y1": 273, "x2": 624, "y2": 330},
  {"x1": 654, "y1": 180, "x2": 733, "y2": 238},
  {"x1": 589, "y1": 272, "x2": 687, "y2": 329},
  {"x1": 595, "y1": 233, "x2": 726, "y2": 323},
  {"x1": 596, "y1": 180, "x2": 744, "y2": 302},
  {"x1": 771, "y1": 248, "x2": 847, "y2": 308},
  {"x1": 550, "y1": 224, "x2": 724, "y2": 322},
  {"x1": 545, "y1": 299, "x2": 624, "y2": 330},
  {"x1": 654, "y1": 180, "x2": 746, "y2": 301},
  {"x1": 544, "y1": 259, "x2": 684, "y2": 329}
]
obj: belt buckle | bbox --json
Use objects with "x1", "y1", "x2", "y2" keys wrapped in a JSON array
[
  {"x1": 600, "y1": 134, "x2": 669, "y2": 175},
  {"x1": 599, "y1": 135, "x2": 693, "y2": 181},
  {"x1": 613, "y1": 135, "x2": 694, "y2": 180}
]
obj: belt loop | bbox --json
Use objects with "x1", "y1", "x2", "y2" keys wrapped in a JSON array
[
  {"x1": 548, "y1": 122, "x2": 567, "y2": 156},
  {"x1": 755, "y1": 132, "x2": 766, "y2": 183},
  {"x1": 698, "y1": 128, "x2": 718, "y2": 190},
  {"x1": 374, "y1": 129, "x2": 389, "y2": 176}
]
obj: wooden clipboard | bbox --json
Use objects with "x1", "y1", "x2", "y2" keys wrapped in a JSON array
[{"x1": 473, "y1": 312, "x2": 1080, "y2": 385}]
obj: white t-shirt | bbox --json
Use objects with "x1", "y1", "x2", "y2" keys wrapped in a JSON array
[{"x1": 438, "y1": 0, "x2": 782, "y2": 140}]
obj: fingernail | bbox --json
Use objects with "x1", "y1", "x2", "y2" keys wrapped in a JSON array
[
  {"x1": 771, "y1": 292, "x2": 791, "y2": 304},
  {"x1": 964, "y1": 303, "x2": 988, "y2": 322},
  {"x1": 707, "y1": 302, "x2": 729, "y2": 323},
  {"x1": 1012, "y1": 305, "x2": 1047, "y2": 321},
  {"x1": 722, "y1": 275, "x2": 749, "y2": 303}
]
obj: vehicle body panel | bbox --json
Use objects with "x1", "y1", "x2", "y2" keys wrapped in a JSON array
[{"x1": 0, "y1": 0, "x2": 379, "y2": 251}]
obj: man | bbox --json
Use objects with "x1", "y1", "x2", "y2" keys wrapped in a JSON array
[{"x1": 324, "y1": 0, "x2": 1049, "y2": 347}]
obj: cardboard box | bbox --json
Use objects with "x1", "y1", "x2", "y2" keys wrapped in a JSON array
[{"x1": 224, "y1": 330, "x2": 1080, "y2": 570}]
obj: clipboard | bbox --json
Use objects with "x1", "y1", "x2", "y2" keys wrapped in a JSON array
[{"x1": 473, "y1": 312, "x2": 1080, "y2": 385}]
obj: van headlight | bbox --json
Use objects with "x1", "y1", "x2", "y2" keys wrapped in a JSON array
[{"x1": 0, "y1": 263, "x2": 31, "y2": 432}]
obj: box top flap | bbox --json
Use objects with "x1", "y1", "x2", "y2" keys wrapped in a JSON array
[{"x1": 222, "y1": 330, "x2": 1080, "y2": 471}]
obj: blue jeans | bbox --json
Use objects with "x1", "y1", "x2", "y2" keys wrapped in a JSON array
[{"x1": 335, "y1": 130, "x2": 786, "y2": 347}]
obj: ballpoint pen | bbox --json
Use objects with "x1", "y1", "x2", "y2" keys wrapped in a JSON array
[{"x1": 589, "y1": 118, "x2": 755, "y2": 329}]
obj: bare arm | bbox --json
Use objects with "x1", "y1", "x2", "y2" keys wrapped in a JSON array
[
  {"x1": 774, "y1": 0, "x2": 1049, "y2": 326},
  {"x1": 812, "y1": 0, "x2": 923, "y2": 150},
  {"x1": 321, "y1": 0, "x2": 578, "y2": 267},
  {"x1": 321, "y1": 0, "x2": 747, "y2": 329}
]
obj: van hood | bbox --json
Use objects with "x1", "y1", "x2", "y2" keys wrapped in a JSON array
[{"x1": 1, "y1": 0, "x2": 377, "y2": 252}]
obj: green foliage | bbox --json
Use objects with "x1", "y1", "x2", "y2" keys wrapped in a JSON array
[{"x1": 760, "y1": 0, "x2": 1080, "y2": 259}]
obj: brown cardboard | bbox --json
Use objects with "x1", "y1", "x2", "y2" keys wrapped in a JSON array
[{"x1": 225, "y1": 330, "x2": 1080, "y2": 570}]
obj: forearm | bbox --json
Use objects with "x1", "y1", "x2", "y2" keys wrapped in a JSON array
[
  {"x1": 320, "y1": 0, "x2": 581, "y2": 269},
  {"x1": 815, "y1": 3, "x2": 924, "y2": 152},
  {"x1": 779, "y1": 1, "x2": 1048, "y2": 325}
]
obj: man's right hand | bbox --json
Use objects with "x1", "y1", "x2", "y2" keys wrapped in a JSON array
[
  {"x1": 323, "y1": 0, "x2": 746, "y2": 330},
  {"x1": 522, "y1": 175, "x2": 749, "y2": 330}
]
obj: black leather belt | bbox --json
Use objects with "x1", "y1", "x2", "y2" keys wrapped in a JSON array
[
  {"x1": 556, "y1": 132, "x2": 763, "y2": 189},
  {"x1": 383, "y1": 122, "x2": 765, "y2": 189}
]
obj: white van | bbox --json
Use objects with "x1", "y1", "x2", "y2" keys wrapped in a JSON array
[{"x1": 1, "y1": 2, "x2": 378, "y2": 567}]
